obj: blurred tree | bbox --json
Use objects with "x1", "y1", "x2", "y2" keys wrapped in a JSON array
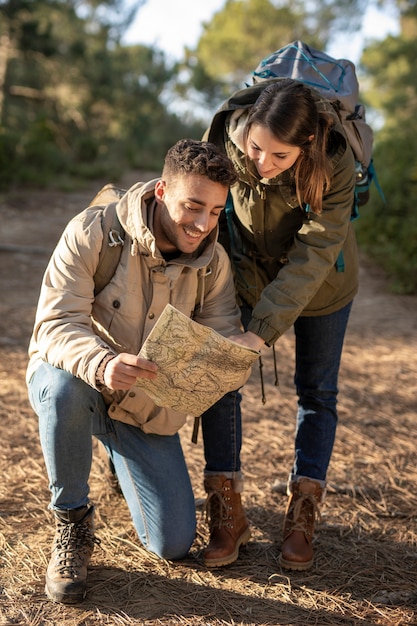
[
  {"x1": 0, "y1": 0, "x2": 143, "y2": 121},
  {"x1": 0, "y1": 1, "x2": 91, "y2": 183},
  {"x1": 356, "y1": 0, "x2": 417, "y2": 293},
  {"x1": 73, "y1": 0, "x2": 144, "y2": 41},
  {"x1": 0, "y1": 0, "x2": 204, "y2": 187},
  {"x1": 178, "y1": 0, "x2": 368, "y2": 107}
]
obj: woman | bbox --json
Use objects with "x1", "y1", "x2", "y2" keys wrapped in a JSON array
[{"x1": 201, "y1": 78, "x2": 358, "y2": 570}]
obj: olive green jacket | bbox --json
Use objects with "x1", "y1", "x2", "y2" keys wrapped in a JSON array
[{"x1": 205, "y1": 81, "x2": 359, "y2": 346}]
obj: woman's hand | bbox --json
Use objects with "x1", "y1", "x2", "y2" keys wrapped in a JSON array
[{"x1": 228, "y1": 331, "x2": 265, "y2": 352}]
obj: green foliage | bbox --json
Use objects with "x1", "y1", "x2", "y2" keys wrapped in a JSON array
[
  {"x1": 0, "y1": 0, "x2": 204, "y2": 190},
  {"x1": 355, "y1": 130, "x2": 417, "y2": 294},
  {"x1": 183, "y1": 0, "x2": 326, "y2": 100},
  {"x1": 356, "y1": 7, "x2": 417, "y2": 293},
  {"x1": 0, "y1": 128, "x2": 20, "y2": 186},
  {"x1": 195, "y1": 0, "x2": 309, "y2": 87}
]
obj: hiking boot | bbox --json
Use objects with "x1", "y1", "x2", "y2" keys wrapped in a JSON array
[
  {"x1": 279, "y1": 477, "x2": 324, "y2": 571},
  {"x1": 203, "y1": 474, "x2": 251, "y2": 568},
  {"x1": 45, "y1": 505, "x2": 97, "y2": 604}
]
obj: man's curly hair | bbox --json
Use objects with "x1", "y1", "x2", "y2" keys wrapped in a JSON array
[{"x1": 163, "y1": 138, "x2": 238, "y2": 186}]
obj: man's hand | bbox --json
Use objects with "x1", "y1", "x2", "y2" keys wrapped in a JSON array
[
  {"x1": 227, "y1": 331, "x2": 265, "y2": 352},
  {"x1": 103, "y1": 353, "x2": 158, "y2": 390}
]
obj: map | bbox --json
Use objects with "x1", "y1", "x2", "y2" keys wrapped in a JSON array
[{"x1": 134, "y1": 304, "x2": 259, "y2": 415}]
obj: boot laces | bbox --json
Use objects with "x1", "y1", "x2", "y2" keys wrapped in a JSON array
[
  {"x1": 204, "y1": 486, "x2": 233, "y2": 530},
  {"x1": 288, "y1": 493, "x2": 321, "y2": 536},
  {"x1": 53, "y1": 520, "x2": 99, "y2": 576}
]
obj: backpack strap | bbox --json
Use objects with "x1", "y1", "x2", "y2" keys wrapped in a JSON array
[
  {"x1": 93, "y1": 202, "x2": 125, "y2": 296},
  {"x1": 367, "y1": 159, "x2": 386, "y2": 204},
  {"x1": 194, "y1": 249, "x2": 219, "y2": 312}
]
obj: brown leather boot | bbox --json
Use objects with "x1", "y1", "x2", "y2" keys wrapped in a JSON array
[
  {"x1": 279, "y1": 477, "x2": 324, "y2": 571},
  {"x1": 45, "y1": 505, "x2": 98, "y2": 604},
  {"x1": 203, "y1": 474, "x2": 251, "y2": 567}
]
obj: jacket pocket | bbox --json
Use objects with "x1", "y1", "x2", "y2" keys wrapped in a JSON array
[{"x1": 107, "y1": 387, "x2": 187, "y2": 435}]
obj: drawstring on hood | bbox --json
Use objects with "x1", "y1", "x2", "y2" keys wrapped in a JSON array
[
  {"x1": 196, "y1": 265, "x2": 213, "y2": 312},
  {"x1": 258, "y1": 345, "x2": 279, "y2": 405},
  {"x1": 131, "y1": 238, "x2": 139, "y2": 256}
]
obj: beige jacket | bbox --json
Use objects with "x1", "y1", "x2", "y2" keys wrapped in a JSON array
[{"x1": 27, "y1": 180, "x2": 248, "y2": 435}]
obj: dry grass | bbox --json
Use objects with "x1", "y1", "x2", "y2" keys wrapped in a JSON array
[{"x1": 1, "y1": 180, "x2": 416, "y2": 625}]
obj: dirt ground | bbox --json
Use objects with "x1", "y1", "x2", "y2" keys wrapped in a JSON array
[{"x1": 0, "y1": 174, "x2": 416, "y2": 626}]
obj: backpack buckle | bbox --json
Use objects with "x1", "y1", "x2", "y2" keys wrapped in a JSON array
[{"x1": 108, "y1": 230, "x2": 124, "y2": 247}]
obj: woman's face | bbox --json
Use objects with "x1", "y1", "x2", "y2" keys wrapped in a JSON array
[{"x1": 246, "y1": 124, "x2": 303, "y2": 179}]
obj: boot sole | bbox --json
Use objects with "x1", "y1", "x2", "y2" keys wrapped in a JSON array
[
  {"x1": 45, "y1": 582, "x2": 86, "y2": 604},
  {"x1": 279, "y1": 553, "x2": 314, "y2": 571},
  {"x1": 203, "y1": 527, "x2": 252, "y2": 568}
]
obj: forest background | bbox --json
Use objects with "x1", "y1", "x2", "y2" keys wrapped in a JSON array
[{"x1": 0, "y1": 0, "x2": 416, "y2": 293}]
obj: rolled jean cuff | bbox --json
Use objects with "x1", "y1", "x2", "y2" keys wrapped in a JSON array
[
  {"x1": 289, "y1": 473, "x2": 327, "y2": 501},
  {"x1": 204, "y1": 470, "x2": 244, "y2": 493}
]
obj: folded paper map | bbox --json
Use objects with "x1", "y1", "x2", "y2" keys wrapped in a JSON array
[{"x1": 134, "y1": 304, "x2": 259, "y2": 415}]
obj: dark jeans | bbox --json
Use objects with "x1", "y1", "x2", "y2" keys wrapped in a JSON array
[{"x1": 202, "y1": 301, "x2": 353, "y2": 482}]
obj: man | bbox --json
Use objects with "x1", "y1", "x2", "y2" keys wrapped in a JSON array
[{"x1": 27, "y1": 139, "x2": 252, "y2": 605}]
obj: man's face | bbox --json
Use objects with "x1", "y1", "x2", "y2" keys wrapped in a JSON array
[{"x1": 154, "y1": 174, "x2": 228, "y2": 254}]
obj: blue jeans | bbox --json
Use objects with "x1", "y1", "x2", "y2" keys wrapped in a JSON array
[
  {"x1": 28, "y1": 363, "x2": 196, "y2": 560},
  {"x1": 202, "y1": 301, "x2": 353, "y2": 482},
  {"x1": 201, "y1": 388, "x2": 242, "y2": 476}
]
